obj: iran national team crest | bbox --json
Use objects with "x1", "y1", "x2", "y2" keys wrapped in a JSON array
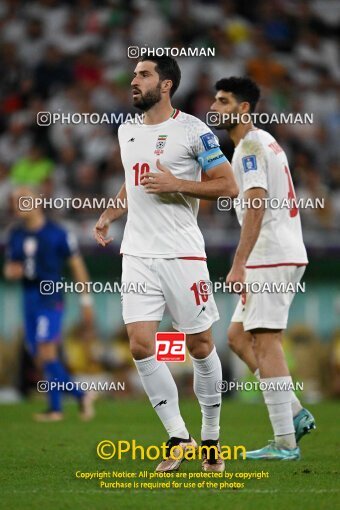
[{"x1": 154, "y1": 134, "x2": 168, "y2": 155}]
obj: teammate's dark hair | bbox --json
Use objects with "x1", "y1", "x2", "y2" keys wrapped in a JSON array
[
  {"x1": 215, "y1": 77, "x2": 260, "y2": 113},
  {"x1": 140, "y1": 56, "x2": 181, "y2": 97}
]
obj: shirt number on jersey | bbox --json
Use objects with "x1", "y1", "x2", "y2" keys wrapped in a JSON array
[
  {"x1": 190, "y1": 281, "x2": 209, "y2": 306},
  {"x1": 284, "y1": 165, "x2": 298, "y2": 218},
  {"x1": 133, "y1": 162, "x2": 150, "y2": 186}
]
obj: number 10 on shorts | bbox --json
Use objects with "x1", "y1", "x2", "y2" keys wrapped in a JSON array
[{"x1": 155, "y1": 332, "x2": 186, "y2": 362}]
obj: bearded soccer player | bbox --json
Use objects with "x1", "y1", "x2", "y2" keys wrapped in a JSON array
[
  {"x1": 94, "y1": 56, "x2": 238, "y2": 472},
  {"x1": 210, "y1": 77, "x2": 316, "y2": 460}
]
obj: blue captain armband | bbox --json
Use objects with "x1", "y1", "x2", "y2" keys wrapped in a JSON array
[{"x1": 197, "y1": 148, "x2": 228, "y2": 172}]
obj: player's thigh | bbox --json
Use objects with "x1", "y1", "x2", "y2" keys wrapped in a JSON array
[
  {"x1": 241, "y1": 266, "x2": 302, "y2": 332},
  {"x1": 157, "y1": 258, "x2": 219, "y2": 334},
  {"x1": 126, "y1": 320, "x2": 160, "y2": 359},
  {"x1": 121, "y1": 255, "x2": 166, "y2": 324}
]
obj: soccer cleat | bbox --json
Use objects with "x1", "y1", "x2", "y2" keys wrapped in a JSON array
[
  {"x1": 156, "y1": 436, "x2": 197, "y2": 472},
  {"x1": 79, "y1": 392, "x2": 95, "y2": 421},
  {"x1": 34, "y1": 410, "x2": 63, "y2": 422},
  {"x1": 201, "y1": 439, "x2": 225, "y2": 472},
  {"x1": 245, "y1": 440, "x2": 300, "y2": 460},
  {"x1": 294, "y1": 408, "x2": 316, "y2": 442}
]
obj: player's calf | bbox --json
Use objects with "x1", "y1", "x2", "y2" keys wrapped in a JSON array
[
  {"x1": 188, "y1": 333, "x2": 223, "y2": 452},
  {"x1": 227, "y1": 322, "x2": 258, "y2": 372}
]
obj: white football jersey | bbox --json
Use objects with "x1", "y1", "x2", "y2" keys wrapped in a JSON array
[
  {"x1": 232, "y1": 128, "x2": 308, "y2": 267},
  {"x1": 118, "y1": 109, "x2": 228, "y2": 258}
]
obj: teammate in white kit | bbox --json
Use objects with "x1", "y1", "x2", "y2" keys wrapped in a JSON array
[
  {"x1": 94, "y1": 57, "x2": 238, "y2": 471},
  {"x1": 210, "y1": 76, "x2": 316, "y2": 460}
]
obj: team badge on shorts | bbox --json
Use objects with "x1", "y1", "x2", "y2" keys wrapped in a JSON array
[{"x1": 154, "y1": 134, "x2": 168, "y2": 155}]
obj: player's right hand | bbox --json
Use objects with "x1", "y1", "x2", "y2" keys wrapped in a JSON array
[{"x1": 93, "y1": 215, "x2": 113, "y2": 247}]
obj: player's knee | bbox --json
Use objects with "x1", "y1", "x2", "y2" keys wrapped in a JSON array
[
  {"x1": 37, "y1": 342, "x2": 58, "y2": 364},
  {"x1": 129, "y1": 334, "x2": 153, "y2": 360},
  {"x1": 187, "y1": 331, "x2": 213, "y2": 359}
]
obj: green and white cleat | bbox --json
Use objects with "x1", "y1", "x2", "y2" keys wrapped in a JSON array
[
  {"x1": 294, "y1": 408, "x2": 316, "y2": 443},
  {"x1": 245, "y1": 441, "x2": 300, "y2": 461}
]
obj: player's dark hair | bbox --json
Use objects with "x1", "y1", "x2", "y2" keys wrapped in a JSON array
[
  {"x1": 139, "y1": 55, "x2": 181, "y2": 97},
  {"x1": 215, "y1": 77, "x2": 260, "y2": 113}
]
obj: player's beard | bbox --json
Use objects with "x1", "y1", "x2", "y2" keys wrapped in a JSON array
[
  {"x1": 214, "y1": 107, "x2": 241, "y2": 132},
  {"x1": 132, "y1": 82, "x2": 162, "y2": 111}
]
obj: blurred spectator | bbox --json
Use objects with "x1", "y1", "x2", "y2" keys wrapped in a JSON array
[
  {"x1": 34, "y1": 45, "x2": 72, "y2": 98},
  {"x1": 0, "y1": 113, "x2": 32, "y2": 166},
  {"x1": 18, "y1": 17, "x2": 47, "y2": 69},
  {"x1": 221, "y1": 0, "x2": 252, "y2": 58},
  {"x1": 246, "y1": 34, "x2": 287, "y2": 88},
  {"x1": 258, "y1": 2, "x2": 297, "y2": 52},
  {"x1": 0, "y1": 161, "x2": 11, "y2": 217},
  {"x1": 10, "y1": 144, "x2": 53, "y2": 185},
  {"x1": 294, "y1": 149, "x2": 334, "y2": 229},
  {"x1": 285, "y1": 325, "x2": 327, "y2": 402}
]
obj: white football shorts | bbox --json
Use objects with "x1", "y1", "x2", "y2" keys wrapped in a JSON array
[
  {"x1": 231, "y1": 265, "x2": 306, "y2": 331},
  {"x1": 121, "y1": 255, "x2": 219, "y2": 334}
]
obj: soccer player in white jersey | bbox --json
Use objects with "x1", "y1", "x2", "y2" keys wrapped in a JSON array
[
  {"x1": 210, "y1": 77, "x2": 316, "y2": 460},
  {"x1": 94, "y1": 56, "x2": 238, "y2": 471}
]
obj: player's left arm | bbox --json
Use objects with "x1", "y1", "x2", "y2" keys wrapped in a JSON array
[
  {"x1": 227, "y1": 140, "x2": 269, "y2": 290},
  {"x1": 141, "y1": 158, "x2": 238, "y2": 200},
  {"x1": 226, "y1": 187, "x2": 266, "y2": 289},
  {"x1": 68, "y1": 254, "x2": 95, "y2": 329},
  {"x1": 141, "y1": 122, "x2": 238, "y2": 200},
  {"x1": 141, "y1": 160, "x2": 238, "y2": 200}
]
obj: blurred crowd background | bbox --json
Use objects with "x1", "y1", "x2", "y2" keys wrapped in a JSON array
[{"x1": 0, "y1": 0, "x2": 339, "y2": 403}]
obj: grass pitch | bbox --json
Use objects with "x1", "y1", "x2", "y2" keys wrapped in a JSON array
[{"x1": 1, "y1": 398, "x2": 339, "y2": 510}]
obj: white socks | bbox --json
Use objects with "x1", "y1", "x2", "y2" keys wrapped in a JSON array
[
  {"x1": 135, "y1": 348, "x2": 222, "y2": 442},
  {"x1": 134, "y1": 355, "x2": 189, "y2": 439},
  {"x1": 261, "y1": 376, "x2": 296, "y2": 449},
  {"x1": 191, "y1": 347, "x2": 222, "y2": 441},
  {"x1": 254, "y1": 369, "x2": 303, "y2": 417},
  {"x1": 290, "y1": 391, "x2": 303, "y2": 417}
]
